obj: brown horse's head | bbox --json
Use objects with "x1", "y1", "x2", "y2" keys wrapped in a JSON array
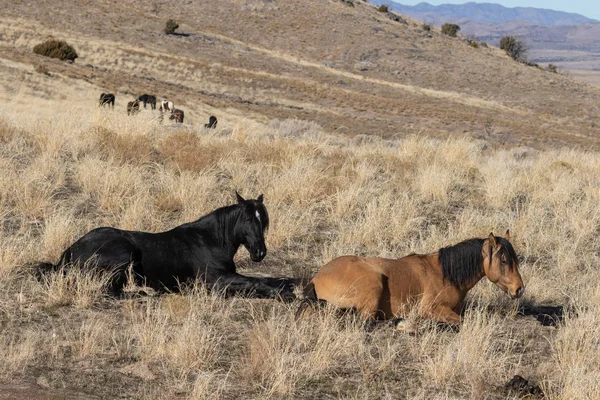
[{"x1": 482, "y1": 231, "x2": 524, "y2": 299}]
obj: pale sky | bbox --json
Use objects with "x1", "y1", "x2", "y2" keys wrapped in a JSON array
[{"x1": 395, "y1": 1, "x2": 600, "y2": 20}]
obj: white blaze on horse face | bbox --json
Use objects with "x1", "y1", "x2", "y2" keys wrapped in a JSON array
[{"x1": 255, "y1": 210, "x2": 261, "y2": 223}]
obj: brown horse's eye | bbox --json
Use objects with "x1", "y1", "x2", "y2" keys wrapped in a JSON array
[{"x1": 500, "y1": 254, "x2": 507, "y2": 264}]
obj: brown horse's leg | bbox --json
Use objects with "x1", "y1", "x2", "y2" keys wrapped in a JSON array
[
  {"x1": 421, "y1": 304, "x2": 461, "y2": 325},
  {"x1": 357, "y1": 277, "x2": 384, "y2": 321},
  {"x1": 295, "y1": 282, "x2": 320, "y2": 320}
]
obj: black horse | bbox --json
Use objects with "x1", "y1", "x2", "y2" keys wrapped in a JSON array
[
  {"x1": 36, "y1": 193, "x2": 295, "y2": 300},
  {"x1": 204, "y1": 115, "x2": 217, "y2": 129},
  {"x1": 99, "y1": 93, "x2": 115, "y2": 108},
  {"x1": 137, "y1": 94, "x2": 157, "y2": 110}
]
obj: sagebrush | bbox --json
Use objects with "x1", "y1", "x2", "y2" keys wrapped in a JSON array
[
  {"x1": 33, "y1": 39, "x2": 78, "y2": 62},
  {"x1": 500, "y1": 35, "x2": 528, "y2": 61},
  {"x1": 164, "y1": 19, "x2": 179, "y2": 35},
  {"x1": 441, "y1": 23, "x2": 460, "y2": 37}
]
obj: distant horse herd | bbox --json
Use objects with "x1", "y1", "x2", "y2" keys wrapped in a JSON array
[{"x1": 100, "y1": 92, "x2": 217, "y2": 128}]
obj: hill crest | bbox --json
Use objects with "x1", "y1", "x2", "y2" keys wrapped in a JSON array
[{"x1": 379, "y1": 1, "x2": 598, "y2": 25}]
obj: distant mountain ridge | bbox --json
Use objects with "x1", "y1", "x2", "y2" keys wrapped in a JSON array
[
  {"x1": 378, "y1": 2, "x2": 597, "y2": 26},
  {"x1": 371, "y1": 1, "x2": 600, "y2": 85}
]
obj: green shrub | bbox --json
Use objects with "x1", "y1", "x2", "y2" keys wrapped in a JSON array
[
  {"x1": 499, "y1": 35, "x2": 527, "y2": 61},
  {"x1": 377, "y1": 4, "x2": 389, "y2": 12},
  {"x1": 547, "y1": 64, "x2": 559, "y2": 73},
  {"x1": 164, "y1": 19, "x2": 179, "y2": 35},
  {"x1": 34, "y1": 64, "x2": 50, "y2": 75},
  {"x1": 33, "y1": 40, "x2": 78, "y2": 62},
  {"x1": 422, "y1": 23, "x2": 431, "y2": 31},
  {"x1": 469, "y1": 39, "x2": 479, "y2": 48},
  {"x1": 441, "y1": 23, "x2": 460, "y2": 37}
]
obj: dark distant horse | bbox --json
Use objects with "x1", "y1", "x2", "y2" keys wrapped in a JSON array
[
  {"x1": 297, "y1": 232, "x2": 524, "y2": 326},
  {"x1": 36, "y1": 193, "x2": 294, "y2": 300},
  {"x1": 99, "y1": 93, "x2": 115, "y2": 108},
  {"x1": 204, "y1": 115, "x2": 217, "y2": 129},
  {"x1": 137, "y1": 94, "x2": 157, "y2": 110},
  {"x1": 169, "y1": 109, "x2": 184, "y2": 123},
  {"x1": 127, "y1": 100, "x2": 140, "y2": 116}
]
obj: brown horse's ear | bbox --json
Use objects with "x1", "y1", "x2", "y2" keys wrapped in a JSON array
[
  {"x1": 257, "y1": 194, "x2": 264, "y2": 203},
  {"x1": 236, "y1": 191, "x2": 245, "y2": 204},
  {"x1": 488, "y1": 232, "x2": 498, "y2": 249},
  {"x1": 504, "y1": 230, "x2": 511, "y2": 241}
]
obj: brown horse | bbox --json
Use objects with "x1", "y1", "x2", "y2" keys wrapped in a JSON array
[
  {"x1": 127, "y1": 100, "x2": 140, "y2": 116},
  {"x1": 297, "y1": 232, "x2": 524, "y2": 326},
  {"x1": 169, "y1": 109, "x2": 184, "y2": 123}
]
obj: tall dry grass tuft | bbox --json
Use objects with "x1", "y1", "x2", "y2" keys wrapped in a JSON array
[
  {"x1": 126, "y1": 286, "x2": 232, "y2": 391},
  {"x1": 74, "y1": 157, "x2": 148, "y2": 217},
  {"x1": 0, "y1": 331, "x2": 38, "y2": 377},
  {"x1": 188, "y1": 370, "x2": 230, "y2": 400},
  {"x1": 89, "y1": 125, "x2": 155, "y2": 165},
  {"x1": 40, "y1": 210, "x2": 83, "y2": 261},
  {"x1": 419, "y1": 306, "x2": 519, "y2": 395},
  {"x1": 38, "y1": 264, "x2": 115, "y2": 309},
  {"x1": 548, "y1": 282, "x2": 600, "y2": 399},
  {"x1": 243, "y1": 306, "x2": 360, "y2": 397},
  {"x1": 550, "y1": 309, "x2": 600, "y2": 399},
  {"x1": 242, "y1": 305, "x2": 407, "y2": 398},
  {"x1": 157, "y1": 131, "x2": 230, "y2": 173},
  {"x1": 74, "y1": 317, "x2": 110, "y2": 359},
  {"x1": 0, "y1": 234, "x2": 37, "y2": 280}
]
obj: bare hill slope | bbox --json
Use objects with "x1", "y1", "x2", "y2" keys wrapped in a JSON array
[{"x1": 1, "y1": 0, "x2": 600, "y2": 148}]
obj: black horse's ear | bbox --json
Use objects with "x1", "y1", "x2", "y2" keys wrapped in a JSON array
[
  {"x1": 236, "y1": 191, "x2": 245, "y2": 204},
  {"x1": 257, "y1": 194, "x2": 264, "y2": 203}
]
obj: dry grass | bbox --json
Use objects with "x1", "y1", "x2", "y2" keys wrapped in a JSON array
[
  {"x1": 0, "y1": 103, "x2": 599, "y2": 398},
  {"x1": 38, "y1": 264, "x2": 115, "y2": 309},
  {"x1": 0, "y1": 1, "x2": 597, "y2": 396}
]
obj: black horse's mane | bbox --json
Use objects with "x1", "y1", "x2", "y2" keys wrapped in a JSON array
[
  {"x1": 185, "y1": 201, "x2": 269, "y2": 241},
  {"x1": 438, "y1": 237, "x2": 517, "y2": 288}
]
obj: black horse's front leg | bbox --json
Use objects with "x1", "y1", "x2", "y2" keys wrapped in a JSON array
[{"x1": 208, "y1": 273, "x2": 295, "y2": 302}]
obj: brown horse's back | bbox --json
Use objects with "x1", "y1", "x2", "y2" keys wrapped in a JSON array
[{"x1": 310, "y1": 255, "x2": 426, "y2": 319}]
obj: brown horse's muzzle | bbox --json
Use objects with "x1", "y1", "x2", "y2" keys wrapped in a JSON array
[{"x1": 509, "y1": 285, "x2": 525, "y2": 299}]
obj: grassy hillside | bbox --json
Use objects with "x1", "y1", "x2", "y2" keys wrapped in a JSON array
[
  {"x1": 454, "y1": 20, "x2": 600, "y2": 86},
  {"x1": 1, "y1": 0, "x2": 600, "y2": 148},
  {"x1": 1, "y1": 0, "x2": 600, "y2": 399},
  {"x1": 0, "y1": 106, "x2": 599, "y2": 399}
]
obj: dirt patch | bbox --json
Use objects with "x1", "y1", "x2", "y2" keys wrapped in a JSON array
[{"x1": 0, "y1": 382, "x2": 100, "y2": 400}]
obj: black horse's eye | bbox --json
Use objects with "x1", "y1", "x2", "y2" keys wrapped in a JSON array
[{"x1": 500, "y1": 254, "x2": 507, "y2": 264}]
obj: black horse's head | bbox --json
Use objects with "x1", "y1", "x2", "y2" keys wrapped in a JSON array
[{"x1": 235, "y1": 192, "x2": 269, "y2": 262}]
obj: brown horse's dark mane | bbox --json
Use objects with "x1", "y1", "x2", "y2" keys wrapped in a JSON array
[{"x1": 438, "y1": 237, "x2": 517, "y2": 288}]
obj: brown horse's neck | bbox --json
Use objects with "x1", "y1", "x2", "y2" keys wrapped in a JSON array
[
  {"x1": 430, "y1": 252, "x2": 486, "y2": 294},
  {"x1": 459, "y1": 268, "x2": 486, "y2": 294}
]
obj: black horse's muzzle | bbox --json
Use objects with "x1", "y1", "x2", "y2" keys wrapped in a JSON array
[{"x1": 250, "y1": 247, "x2": 266, "y2": 262}]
